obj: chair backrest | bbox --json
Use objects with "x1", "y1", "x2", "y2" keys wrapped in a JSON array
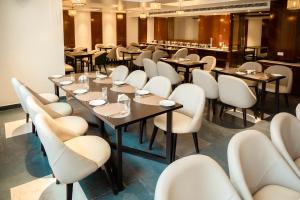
[
  {"x1": 239, "y1": 62, "x2": 262, "y2": 72},
  {"x1": 228, "y1": 130, "x2": 300, "y2": 200},
  {"x1": 172, "y1": 48, "x2": 188, "y2": 59},
  {"x1": 109, "y1": 65, "x2": 129, "y2": 81},
  {"x1": 134, "y1": 50, "x2": 152, "y2": 66},
  {"x1": 116, "y1": 47, "x2": 127, "y2": 60},
  {"x1": 125, "y1": 70, "x2": 147, "y2": 89},
  {"x1": 169, "y1": 84, "x2": 205, "y2": 132},
  {"x1": 201, "y1": 56, "x2": 216, "y2": 71},
  {"x1": 127, "y1": 45, "x2": 139, "y2": 51},
  {"x1": 107, "y1": 47, "x2": 117, "y2": 60},
  {"x1": 186, "y1": 54, "x2": 200, "y2": 61},
  {"x1": 192, "y1": 69, "x2": 219, "y2": 99},
  {"x1": 73, "y1": 47, "x2": 86, "y2": 52},
  {"x1": 34, "y1": 114, "x2": 98, "y2": 184},
  {"x1": 157, "y1": 61, "x2": 181, "y2": 85},
  {"x1": 296, "y1": 103, "x2": 300, "y2": 120},
  {"x1": 265, "y1": 65, "x2": 293, "y2": 93},
  {"x1": 218, "y1": 75, "x2": 256, "y2": 108},
  {"x1": 155, "y1": 45, "x2": 163, "y2": 51},
  {"x1": 143, "y1": 76, "x2": 172, "y2": 98},
  {"x1": 95, "y1": 43, "x2": 103, "y2": 50},
  {"x1": 129, "y1": 42, "x2": 139, "y2": 47},
  {"x1": 152, "y1": 50, "x2": 168, "y2": 63},
  {"x1": 143, "y1": 58, "x2": 158, "y2": 78},
  {"x1": 11, "y1": 78, "x2": 28, "y2": 113},
  {"x1": 94, "y1": 52, "x2": 108, "y2": 65},
  {"x1": 271, "y1": 112, "x2": 300, "y2": 177},
  {"x1": 106, "y1": 43, "x2": 116, "y2": 48},
  {"x1": 146, "y1": 45, "x2": 155, "y2": 51},
  {"x1": 155, "y1": 155, "x2": 241, "y2": 200}
]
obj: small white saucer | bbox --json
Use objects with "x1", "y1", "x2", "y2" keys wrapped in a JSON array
[
  {"x1": 235, "y1": 71, "x2": 246, "y2": 75},
  {"x1": 272, "y1": 73, "x2": 282, "y2": 77},
  {"x1": 96, "y1": 74, "x2": 108, "y2": 79},
  {"x1": 51, "y1": 74, "x2": 63, "y2": 79},
  {"x1": 113, "y1": 81, "x2": 126, "y2": 86},
  {"x1": 136, "y1": 89, "x2": 150, "y2": 95},
  {"x1": 159, "y1": 100, "x2": 175, "y2": 107},
  {"x1": 89, "y1": 99, "x2": 106, "y2": 106},
  {"x1": 73, "y1": 88, "x2": 88, "y2": 94},
  {"x1": 59, "y1": 80, "x2": 73, "y2": 85}
]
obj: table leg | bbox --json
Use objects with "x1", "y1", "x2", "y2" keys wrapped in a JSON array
[
  {"x1": 184, "y1": 68, "x2": 189, "y2": 83},
  {"x1": 260, "y1": 82, "x2": 266, "y2": 120},
  {"x1": 131, "y1": 54, "x2": 134, "y2": 71},
  {"x1": 166, "y1": 111, "x2": 173, "y2": 163},
  {"x1": 89, "y1": 55, "x2": 93, "y2": 71},
  {"x1": 275, "y1": 79, "x2": 280, "y2": 114},
  {"x1": 115, "y1": 128, "x2": 124, "y2": 190},
  {"x1": 54, "y1": 85, "x2": 59, "y2": 97}
]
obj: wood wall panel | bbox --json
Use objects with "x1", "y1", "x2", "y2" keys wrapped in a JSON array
[
  {"x1": 138, "y1": 18, "x2": 147, "y2": 43},
  {"x1": 116, "y1": 13, "x2": 126, "y2": 46},
  {"x1": 63, "y1": 10, "x2": 75, "y2": 48},
  {"x1": 91, "y1": 12, "x2": 102, "y2": 49},
  {"x1": 154, "y1": 18, "x2": 168, "y2": 40}
]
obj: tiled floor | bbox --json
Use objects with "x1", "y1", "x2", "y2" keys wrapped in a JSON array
[{"x1": 0, "y1": 80, "x2": 299, "y2": 199}]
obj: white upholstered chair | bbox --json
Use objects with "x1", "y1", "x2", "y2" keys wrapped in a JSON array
[
  {"x1": 109, "y1": 65, "x2": 129, "y2": 81},
  {"x1": 152, "y1": 50, "x2": 169, "y2": 63},
  {"x1": 116, "y1": 47, "x2": 131, "y2": 61},
  {"x1": 172, "y1": 48, "x2": 188, "y2": 59},
  {"x1": 95, "y1": 43, "x2": 104, "y2": 51},
  {"x1": 65, "y1": 64, "x2": 74, "y2": 74},
  {"x1": 125, "y1": 70, "x2": 147, "y2": 89},
  {"x1": 133, "y1": 50, "x2": 152, "y2": 68},
  {"x1": 201, "y1": 56, "x2": 216, "y2": 71},
  {"x1": 143, "y1": 58, "x2": 158, "y2": 79},
  {"x1": 218, "y1": 75, "x2": 256, "y2": 127},
  {"x1": 34, "y1": 114, "x2": 115, "y2": 200},
  {"x1": 192, "y1": 69, "x2": 219, "y2": 114},
  {"x1": 146, "y1": 45, "x2": 155, "y2": 51},
  {"x1": 11, "y1": 78, "x2": 60, "y2": 122},
  {"x1": 228, "y1": 130, "x2": 300, "y2": 200},
  {"x1": 73, "y1": 47, "x2": 86, "y2": 52},
  {"x1": 296, "y1": 104, "x2": 300, "y2": 120},
  {"x1": 155, "y1": 45, "x2": 163, "y2": 51},
  {"x1": 149, "y1": 84, "x2": 206, "y2": 159},
  {"x1": 238, "y1": 62, "x2": 263, "y2": 94},
  {"x1": 186, "y1": 54, "x2": 200, "y2": 61},
  {"x1": 155, "y1": 155, "x2": 241, "y2": 200},
  {"x1": 270, "y1": 112, "x2": 300, "y2": 178},
  {"x1": 157, "y1": 61, "x2": 184, "y2": 85}
]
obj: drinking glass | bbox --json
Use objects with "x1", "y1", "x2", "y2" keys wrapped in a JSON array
[
  {"x1": 84, "y1": 77, "x2": 89, "y2": 91},
  {"x1": 96, "y1": 69, "x2": 100, "y2": 79},
  {"x1": 70, "y1": 72, "x2": 75, "y2": 82},
  {"x1": 124, "y1": 98, "x2": 131, "y2": 114},
  {"x1": 84, "y1": 66, "x2": 89, "y2": 76},
  {"x1": 102, "y1": 87, "x2": 107, "y2": 101}
]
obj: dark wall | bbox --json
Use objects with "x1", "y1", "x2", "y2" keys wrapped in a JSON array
[
  {"x1": 138, "y1": 18, "x2": 147, "y2": 43},
  {"x1": 63, "y1": 10, "x2": 75, "y2": 48},
  {"x1": 154, "y1": 17, "x2": 174, "y2": 41},
  {"x1": 116, "y1": 13, "x2": 126, "y2": 46},
  {"x1": 91, "y1": 12, "x2": 102, "y2": 49}
]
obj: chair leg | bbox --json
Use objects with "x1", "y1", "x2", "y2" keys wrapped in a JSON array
[
  {"x1": 284, "y1": 94, "x2": 289, "y2": 108},
  {"x1": 139, "y1": 120, "x2": 146, "y2": 144},
  {"x1": 219, "y1": 104, "x2": 225, "y2": 118},
  {"x1": 192, "y1": 132, "x2": 200, "y2": 153},
  {"x1": 242, "y1": 108, "x2": 247, "y2": 127},
  {"x1": 103, "y1": 162, "x2": 118, "y2": 194},
  {"x1": 172, "y1": 134, "x2": 177, "y2": 161},
  {"x1": 26, "y1": 113, "x2": 29, "y2": 123},
  {"x1": 254, "y1": 86, "x2": 258, "y2": 97},
  {"x1": 32, "y1": 122, "x2": 36, "y2": 133},
  {"x1": 104, "y1": 64, "x2": 108, "y2": 75},
  {"x1": 212, "y1": 99, "x2": 217, "y2": 115},
  {"x1": 149, "y1": 126, "x2": 158, "y2": 150},
  {"x1": 41, "y1": 144, "x2": 46, "y2": 156},
  {"x1": 66, "y1": 183, "x2": 73, "y2": 200}
]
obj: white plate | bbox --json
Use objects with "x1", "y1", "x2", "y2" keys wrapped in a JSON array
[
  {"x1": 214, "y1": 67, "x2": 223, "y2": 71},
  {"x1": 89, "y1": 99, "x2": 106, "y2": 106},
  {"x1": 161, "y1": 57, "x2": 167, "y2": 60},
  {"x1": 159, "y1": 100, "x2": 175, "y2": 107},
  {"x1": 136, "y1": 89, "x2": 150, "y2": 95},
  {"x1": 113, "y1": 81, "x2": 126, "y2": 86},
  {"x1": 235, "y1": 71, "x2": 246, "y2": 75},
  {"x1": 272, "y1": 73, "x2": 282, "y2": 77},
  {"x1": 51, "y1": 74, "x2": 63, "y2": 79},
  {"x1": 73, "y1": 88, "x2": 88, "y2": 94},
  {"x1": 59, "y1": 80, "x2": 73, "y2": 85},
  {"x1": 96, "y1": 74, "x2": 108, "y2": 79}
]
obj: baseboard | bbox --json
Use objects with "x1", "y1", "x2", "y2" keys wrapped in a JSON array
[{"x1": 0, "y1": 103, "x2": 21, "y2": 111}]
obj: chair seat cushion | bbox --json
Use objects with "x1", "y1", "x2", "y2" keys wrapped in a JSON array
[
  {"x1": 65, "y1": 136, "x2": 111, "y2": 167},
  {"x1": 253, "y1": 185, "x2": 300, "y2": 200},
  {"x1": 294, "y1": 157, "x2": 300, "y2": 169},
  {"x1": 243, "y1": 79, "x2": 258, "y2": 87},
  {"x1": 154, "y1": 111, "x2": 193, "y2": 134},
  {"x1": 296, "y1": 104, "x2": 300, "y2": 120},
  {"x1": 65, "y1": 64, "x2": 74, "y2": 72},
  {"x1": 259, "y1": 83, "x2": 288, "y2": 94},
  {"x1": 45, "y1": 102, "x2": 72, "y2": 116},
  {"x1": 55, "y1": 116, "x2": 88, "y2": 141},
  {"x1": 38, "y1": 93, "x2": 59, "y2": 103}
]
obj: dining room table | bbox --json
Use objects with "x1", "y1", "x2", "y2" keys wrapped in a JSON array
[
  {"x1": 65, "y1": 51, "x2": 94, "y2": 72},
  {"x1": 160, "y1": 58, "x2": 207, "y2": 82},
  {"x1": 98, "y1": 46, "x2": 113, "y2": 52},
  {"x1": 211, "y1": 67, "x2": 286, "y2": 119},
  {"x1": 120, "y1": 49, "x2": 142, "y2": 71},
  {"x1": 48, "y1": 72, "x2": 182, "y2": 191}
]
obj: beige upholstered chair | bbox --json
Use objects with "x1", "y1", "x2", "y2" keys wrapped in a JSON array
[
  {"x1": 186, "y1": 54, "x2": 200, "y2": 61},
  {"x1": 271, "y1": 112, "x2": 300, "y2": 178},
  {"x1": 116, "y1": 47, "x2": 131, "y2": 61},
  {"x1": 11, "y1": 78, "x2": 59, "y2": 122},
  {"x1": 65, "y1": 64, "x2": 74, "y2": 74},
  {"x1": 238, "y1": 62, "x2": 263, "y2": 94},
  {"x1": 146, "y1": 45, "x2": 155, "y2": 51},
  {"x1": 157, "y1": 61, "x2": 184, "y2": 85},
  {"x1": 125, "y1": 70, "x2": 147, "y2": 89},
  {"x1": 192, "y1": 69, "x2": 218, "y2": 114},
  {"x1": 109, "y1": 65, "x2": 129, "y2": 81},
  {"x1": 133, "y1": 50, "x2": 152, "y2": 68},
  {"x1": 155, "y1": 155, "x2": 241, "y2": 200},
  {"x1": 73, "y1": 47, "x2": 86, "y2": 52},
  {"x1": 107, "y1": 47, "x2": 117, "y2": 62},
  {"x1": 228, "y1": 130, "x2": 300, "y2": 200},
  {"x1": 218, "y1": 75, "x2": 256, "y2": 127},
  {"x1": 95, "y1": 43, "x2": 104, "y2": 51},
  {"x1": 172, "y1": 48, "x2": 188, "y2": 59},
  {"x1": 155, "y1": 45, "x2": 163, "y2": 51},
  {"x1": 143, "y1": 58, "x2": 158, "y2": 79},
  {"x1": 152, "y1": 50, "x2": 168, "y2": 63},
  {"x1": 296, "y1": 104, "x2": 300, "y2": 120},
  {"x1": 34, "y1": 114, "x2": 115, "y2": 200},
  {"x1": 201, "y1": 56, "x2": 216, "y2": 71},
  {"x1": 149, "y1": 84, "x2": 206, "y2": 159}
]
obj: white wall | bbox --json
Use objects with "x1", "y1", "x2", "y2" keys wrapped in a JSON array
[
  {"x1": 0, "y1": 0, "x2": 65, "y2": 107},
  {"x1": 174, "y1": 17, "x2": 198, "y2": 40},
  {"x1": 247, "y1": 18, "x2": 263, "y2": 47},
  {"x1": 126, "y1": 14, "x2": 138, "y2": 46},
  {"x1": 147, "y1": 17, "x2": 154, "y2": 42},
  {"x1": 74, "y1": 11, "x2": 92, "y2": 50},
  {"x1": 102, "y1": 12, "x2": 117, "y2": 45}
]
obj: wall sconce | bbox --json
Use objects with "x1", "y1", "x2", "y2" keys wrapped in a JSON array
[
  {"x1": 287, "y1": 0, "x2": 300, "y2": 10},
  {"x1": 117, "y1": 13, "x2": 124, "y2": 20},
  {"x1": 68, "y1": 9, "x2": 77, "y2": 17}
]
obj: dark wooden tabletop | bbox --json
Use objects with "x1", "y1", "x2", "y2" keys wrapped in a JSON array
[
  {"x1": 160, "y1": 58, "x2": 206, "y2": 68},
  {"x1": 120, "y1": 50, "x2": 143, "y2": 55}
]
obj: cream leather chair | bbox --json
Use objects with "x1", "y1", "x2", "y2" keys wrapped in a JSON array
[
  {"x1": 143, "y1": 58, "x2": 158, "y2": 79},
  {"x1": 186, "y1": 54, "x2": 200, "y2": 61},
  {"x1": 238, "y1": 62, "x2": 262, "y2": 94},
  {"x1": 109, "y1": 65, "x2": 129, "y2": 81},
  {"x1": 271, "y1": 112, "x2": 300, "y2": 178},
  {"x1": 155, "y1": 45, "x2": 163, "y2": 51},
  {"x1": 149, "y1": 84, "x2": 206, "y2": 160},
  {"x1": 73, "y1": 47, "x2": 86, "y2": 52},
  {"x1": 107, "y1": 47, "x2": 117, "y2": 62},
  {"x1": 65, "y1": 64, "x2": 74, "y2": 74},
  {"x1": 152, "y1": 50, "x2": 168, "y2": 63},
  {"x1": 218, "y1": 75, "x2": 256, "y2": 127},
  {"x1": 95, "y1": 43, "x2": 104, "y2": 51},
  {"x1": 192, "y1": 69, "x2": 219, "y2": 115},
  {"x1": 116, "y1": 47, "x2": 131, "y2": 61},
  {"x1": 260, "y1": 65, "x2": 293, "y2": 107},
  {"x1": 155, "y1": 155, "x2": 241, "y2": 200},
  {"x1": 146, "y1": 45, "x2": 155, "y2": 51},
  {"x1": 125, "y1": 70, "x2": 147, "y2": 89},
  {"x1": 133, "y1": 50, "x2": 152, "y2": 68},
  {"x1": 172, "y1": 48, "x2": 188, "y2": 59},
  {"x1": 296, "y1": 104, "x2": 300, "y2": 120},
  {"x1": 228, "y1": 130, "x2": 300, "y2": 200},
  {"x1": 201, "y1": 56, "x2": 217, "y2": 71},
  {"x1": 157, "y1": 61, "x2": 184, "y2": 86},
  {"x1": 34, "y1": 114, "x2": 115, "y2": 200},
  {"x1": 11, "y1": 78, "x2": 60, "y2": 122}
]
